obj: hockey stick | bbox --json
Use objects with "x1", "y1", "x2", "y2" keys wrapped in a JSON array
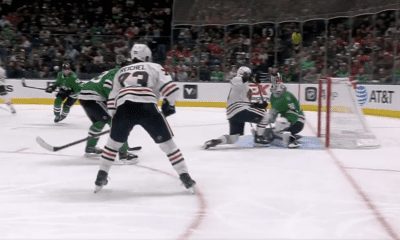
[
  {"x1": 21, "y1": 78, "x2": 58, "y2": 92},
  {"x1": 36, "y1": 130, "x2": 142, "y2": 152}
]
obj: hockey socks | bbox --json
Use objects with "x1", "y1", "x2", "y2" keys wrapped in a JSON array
[
  {"x1": 87, "y1": 121, "x2": 106, "y2": 147},
  {"x1": 159, "y1": 139, "x2": 188, "y2": 175},
  {"x1": 54, "y1": 98, "x2": 63, "y2": 116},
  {"x1": 5, "y1": 101, "x2": 16, "y2": 114},
  {"x1": 60, "y1": 106, "x2": 70, "y2": 120},
  {"x1": 86, "y1": 121, "x2": 129, "y2": 154},
  {"x1": 99, "y1": 137, "x2": 123, "y2": 173}
]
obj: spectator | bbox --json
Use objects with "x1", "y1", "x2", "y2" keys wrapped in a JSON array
[
  {"x1": 93, "y1": 51, "x2": 104, "y2": 65},
  {"x1": 377, "y1": 68, "x2": 391, "y2": 83},
  {"x1": 303, "y1": 67, "x2": 320, "y2": 83},
  {"x1": 64, "y1": 45, "x2": 79, "y2": 62},
  {"x1": 198, "y1": 59, "x2": 210, "y2": 81}
]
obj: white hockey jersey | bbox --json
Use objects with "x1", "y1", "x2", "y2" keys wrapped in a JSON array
[
  {"x1": 226, "y1": 76, "x2": 253, "y2": 119},
  {"x1": 0, "y1": 67, "x2": 6, "y2": 86},
  {"x1": 107, "y1": 62, "x2": 179, "y2": 115}
]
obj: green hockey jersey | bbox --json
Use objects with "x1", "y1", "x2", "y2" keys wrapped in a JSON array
[
  {"x1": 270, "y1": 91, "x2": 305, "y2": 124},
  {"x1": 53, "y1": 71, "x2": 82, "y2": 94},
  {"x1": 78, "y1": 68, "x2": 119, "y2": 101}
]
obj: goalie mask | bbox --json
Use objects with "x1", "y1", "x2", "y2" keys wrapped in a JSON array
[
  {"x1": 130, "y1": 44, "x2": 152, "y2": 62},
  {"x1": 271, "y1": 83, "x2": 286, "y2": 98}
]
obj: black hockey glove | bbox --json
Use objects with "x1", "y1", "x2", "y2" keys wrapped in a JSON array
[
  {"x1": 161, "y1": 98, "x2": 176, "y2": 117},
  {"x1": 251, "y1": 101, "x2": 268, "y2": 109},
  {"x1": 45, "y1": 85, "x2": 55, "y2": 93}
]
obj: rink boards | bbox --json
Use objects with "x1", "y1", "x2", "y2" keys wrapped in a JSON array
[{"x1": 2, "y1": 79, "x2": 400, "y2": 118}]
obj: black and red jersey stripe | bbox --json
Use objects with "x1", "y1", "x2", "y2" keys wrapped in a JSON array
[{"x1": 159, "y1": 81, "x2": 179, "y2": 97}]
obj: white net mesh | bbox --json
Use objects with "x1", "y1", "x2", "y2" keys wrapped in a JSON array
[{"x1": 319, "y1": 78, "x2": 380, "y2": 149}]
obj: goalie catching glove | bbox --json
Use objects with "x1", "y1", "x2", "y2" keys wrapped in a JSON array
[
  {"x1": 45, "y1": 85, "x2": 55, "y2": 93},
  {"x1": 161, "y1": 98, "x2": 176, "y2": 117}
]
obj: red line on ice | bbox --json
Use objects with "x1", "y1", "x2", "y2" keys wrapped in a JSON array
[{"x1": 306, "y1": 121, "x2": 399, "y2": 239}]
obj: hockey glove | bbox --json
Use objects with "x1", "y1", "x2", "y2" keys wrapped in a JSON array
[
  {"x1": 45, "y1": 86, "x2": 55, "y2": 93},
  {"x1": 252, "y1": 101, "x2": 268, "y2": 109},
  {"x1": 161, "y1": 98, "x2": 176, "y2": 117}
]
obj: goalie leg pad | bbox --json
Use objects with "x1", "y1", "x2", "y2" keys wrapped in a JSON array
[{"x1": 274, "y1": 117, "x2": 291, "y2": 132}]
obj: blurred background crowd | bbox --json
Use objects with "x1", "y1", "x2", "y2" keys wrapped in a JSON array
[{"x1": 1, "y1": 0, "x2": 400, "y2": 84}]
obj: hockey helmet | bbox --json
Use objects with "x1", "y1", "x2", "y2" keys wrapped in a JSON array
[
  {"x1": 130, "y1": 44, "x2": 152, "y2": 62},
  {"x1": 271, "y1": 83, "x2": 286, "y2": 98},
  {"x1": 62, "y1": 62, "x2": 71, "y2": 70},
  {"x1": 236, "y1": 66, "x2": 252, "y2": 78}
]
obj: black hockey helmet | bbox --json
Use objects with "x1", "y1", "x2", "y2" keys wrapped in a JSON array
[{"x1": 62, "y1": 62, "x2": 71, "y2": 70}]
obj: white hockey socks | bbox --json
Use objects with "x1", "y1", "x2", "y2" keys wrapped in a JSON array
[
  {"x1": 159, "y1": 139, "x2": 188, "y2": 175},
  {"x1": 99, "y1": 137, "x2": 123, "y2": 173}
]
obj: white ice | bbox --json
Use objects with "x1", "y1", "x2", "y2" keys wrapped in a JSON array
[{"x1": 0, "y1": 105, "x2": 399, "y2": 239}]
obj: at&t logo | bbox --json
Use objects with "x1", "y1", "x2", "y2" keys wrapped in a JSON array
[{"x1": 356, "y1": 86, "x2": 368, "y2": 106}]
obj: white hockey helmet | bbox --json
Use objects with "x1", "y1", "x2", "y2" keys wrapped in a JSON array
[
  {"x1": 271, "y1": 83, "x2": 287, "y2": 98},
  {"x1": 130, "y1": 44, "x2": 152, "y2": 62},
  {"x1": 236, "y1": 66, "x2": 252, "y2": 77}
]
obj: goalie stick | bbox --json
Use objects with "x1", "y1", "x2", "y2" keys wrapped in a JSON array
[{"x1": 36, "y1": 130, "x2": 142, "y2": 152}]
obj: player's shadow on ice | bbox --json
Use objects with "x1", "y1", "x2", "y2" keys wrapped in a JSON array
[{"x1": 50, "y1": 188, "x2": 191, "y2": 202}]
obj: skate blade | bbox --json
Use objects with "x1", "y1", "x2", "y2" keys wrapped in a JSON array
[
  {"x1": 188, "y1": 184, "x2": 196, "y2": 194},
  {"x1": 94, "y1": 185, "x2": 103, "y2": 193},
  {"x1": 120, "y1": 159, "x2": 139, "y2": 165}
]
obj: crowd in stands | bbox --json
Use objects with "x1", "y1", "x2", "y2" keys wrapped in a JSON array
[
  {"x1": 0, "y1": 0, "x2": 400, "y2": 84},
  {"x1": 0, "y1": 0, "x2": 171, "y2": 79}
]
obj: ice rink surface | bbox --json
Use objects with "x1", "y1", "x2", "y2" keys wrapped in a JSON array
[{"x1": 0, "y1": 105, "x2": 399, "y2": 239}]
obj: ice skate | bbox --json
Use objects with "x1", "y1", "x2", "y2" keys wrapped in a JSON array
[
  {"x1": 9, "y1": 105, "x2": 16, "y2": 114},
  {"x1": 202, "y1": 139, "x2": 222, "y2": 149},
  {"x1": 84, "y1": 146, "x2": 103, "y2": 158},
  {"x1": 254, "y1": 134, "x2": 271, "y2": 147},
  {"x1": 94, "y1": 170, "x2": 108, "y2": 193},
  {"x1": 119, "y1": 152, "x2": 139, "y2": 164},
  {"x1": 59, "y1": 114, "x2": 67, "y2": 122},
  {"x1": 179, "y1": 173, "x2": 196, "y2": 194},
  {"x1": 54, "y1": 115, "x2": 61, "y2": 123},
  {"x1": 287, "y1": 135, "x2": 301, "y2": 149}
]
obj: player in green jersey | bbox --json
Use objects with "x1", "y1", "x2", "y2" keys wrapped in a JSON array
[
  {"x1": 45, "y1": 63, "x2": 83, "y2": 122},
  {"x1": 262, "y1": 83, "x2": 305, "y2": 148},
  {"x1": 78, "y1": 60, "x2": 138, "y2": 162}
]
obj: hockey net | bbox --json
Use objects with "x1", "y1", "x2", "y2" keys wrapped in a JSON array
[{"x1": 317, "y1": 77, "x2": 380, "y2": 149}]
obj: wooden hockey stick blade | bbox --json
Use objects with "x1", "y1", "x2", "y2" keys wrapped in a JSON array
[
  {"x1": 128, "y1": 146, "x2": 142, "y2": 151},
  {"x1": 21, "y1": 78, "x2": 27, "y2": 87},
  {"x1": 36, "y1": 136, "x2": 55, "y2": 151}
]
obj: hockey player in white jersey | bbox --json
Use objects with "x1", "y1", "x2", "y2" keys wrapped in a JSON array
[
  {"x1": 94, "y1": 44, "x2": 196, "y2": 193},
  {"x1": 0, "y1": 61, "x2": 16, "y2": 114},
  {"x1": 203, "y1": 66, "x2": 272, "y2": 149}
]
